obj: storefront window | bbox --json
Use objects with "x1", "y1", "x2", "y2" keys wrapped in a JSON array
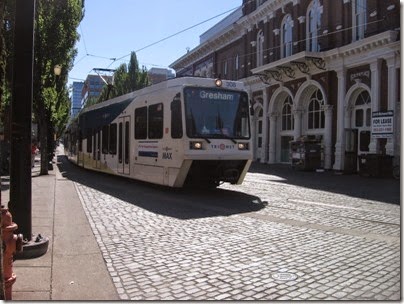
[
  {"x1": 366, "y1": 108, "x2": 371, "y2": 127},
  {"x1": 308, "y1": 89, "x2": 325, "y2": 129},
  {"x1": 282, "y1": 96, "x2": 294, "y2": 131},
  {"x1": 355, "y1": 109, "x2": 364, "y2": 127}
]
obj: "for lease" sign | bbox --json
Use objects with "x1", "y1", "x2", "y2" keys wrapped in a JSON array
[{"x1": 371, "y1": 111, "x2": 394, "y2": 138}]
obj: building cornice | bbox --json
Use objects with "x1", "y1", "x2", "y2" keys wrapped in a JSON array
[
  {"x1": 250, "y1": 30, "x2": 399, "y2": 85},
  {"x1": 325, "y1": 30, "x2": 400, "y2": 68},
  {"x1": 170, "y1": 0, "x2": 296, "y2": 70}
]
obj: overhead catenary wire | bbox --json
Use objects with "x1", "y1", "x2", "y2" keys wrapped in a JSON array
[
  {"x1": 70, "y1": 0, "x2": 397, "y2": 81},
  {"x1": 70, "y1": 3, "x2": 244, "y2": 79},
  {"x1": 106, "y1": 5, "x2": 241, "y2": 68}
]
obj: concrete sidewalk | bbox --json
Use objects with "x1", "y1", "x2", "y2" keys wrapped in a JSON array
[{"x1": 1, "y1": 149, "x2": 119, "y2": 300}]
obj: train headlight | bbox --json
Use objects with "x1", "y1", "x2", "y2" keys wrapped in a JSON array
[
  {"x1": 190, "y1": 141, "x2": 203, "y2": 150},
  {"x1": 238, "y1": 143, "x2": 249, "y2": 150},
  {"x1": 215, "y1": 78, "x2": 223, "y2": 87}
]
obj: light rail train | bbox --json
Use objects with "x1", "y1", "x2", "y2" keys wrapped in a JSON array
[{"x1": 64, "y1": 77, "x2": 253, "y2": 187}]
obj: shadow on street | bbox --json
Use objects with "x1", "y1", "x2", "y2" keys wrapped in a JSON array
[
  {"x1": 248, "y1": 162, "x2": 400, "y2": 205},
  {"x1": 56, "y1": 155, "x2": 266, "y2": 220}
]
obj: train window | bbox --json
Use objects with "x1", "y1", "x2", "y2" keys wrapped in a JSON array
[
  {"x1": 125, "y1": 121, "x2": 130, "y2": 164},
  {"x1": 148, "y1": 103, "x2": 163, "y2": 139},
  {"x1": 171, "y1": 94, "x2": 183, "y2": 138},
  {"x1": 87, "y1": 130, "x2": 92, "y2": 153},
  {"x1": 118, "y1": 122, "x2": 123, "y2": 163},
  {"x1": 109, "y1": 123, "x2": 117, "y2": 154},
  {"x1": 92, "y1": 132, "x2": 97, "y2": 160},
  {"x1": 102, "y1": 125, "x2": 109, "y2": 154},
  {"x1": 135, "y1": 107, "x2": 147, "y2": 139},
  {"x1": 78, "y1": 131, "x2": 83, "y2": 152}
]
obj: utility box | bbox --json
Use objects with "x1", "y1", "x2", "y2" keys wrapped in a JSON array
[
  {"x1": 290, "y1": 140, "x2": 322, "y2": 171},
  {"x1": 358, "y1": 154, "x2": 393, "y2": 177}
]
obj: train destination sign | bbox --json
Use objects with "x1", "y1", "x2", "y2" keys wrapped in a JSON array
[
  {"x1": 199, "y1": 90, "x2": 235, "y2": 101},
  {"x1": 371, "y1": 111, "x2": 394, "y2": 138}
]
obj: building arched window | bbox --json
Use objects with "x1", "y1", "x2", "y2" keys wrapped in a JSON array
[
  {"x1": 282, "y1": 96, "x2": 294, "y2": 131},
  {"x1": 256, "y1": 0, "x2": 265, "y2": 8},
  {"x1": 222, "y1": 59, "x2": 228, "y2": 78},
  {"x1": 308, "y1": 89, "x2": 325, "y2": 129},
  {"x1": 257, "y1": 30, "x2": 264, "y2": 67},
  {"x1": 306, "y1": 0, "x2": 322, "y2": 52},
  {"x1": 354, "y1": 90, "x2": 371, "y2": 127},
  {"x1": 281, "y1": 14, "x2": 293, "y2": 58},
  {"x1": 234, "y1": 54, "x2": 239, "y2": 79},
  {"x1": 352, "y1": 0, "x2": 367, "y2": 41}
]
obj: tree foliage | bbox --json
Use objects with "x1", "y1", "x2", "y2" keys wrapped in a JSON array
[
  {"x1": 0, "y1": 0, "x2": 15, "y2": 134},
  {"x1": 97, "y1": 52, "x2": 149, "y2": 103},
  {"x1": 33, "y1": 0, "x2": 84, "y2": 174}
]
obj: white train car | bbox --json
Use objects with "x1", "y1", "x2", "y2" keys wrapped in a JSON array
[{"x1": 64, "y1": 77, "x2": 253, "y2": 187}]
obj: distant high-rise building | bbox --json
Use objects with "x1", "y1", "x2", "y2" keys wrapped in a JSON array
[
  {"x1": 71, "y1": 81, "x2": 84, "y2": 118},
  {"x1": 81, "y1": 74, "x2": 111, "y2": 107},
  {"x1": 148, "y1": 68, "x2": 175, "y2": 85}
]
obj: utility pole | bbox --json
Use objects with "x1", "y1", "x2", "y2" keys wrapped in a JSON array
[{"x1": 9, "y1": 0, "x2": 48, "y2": 258}]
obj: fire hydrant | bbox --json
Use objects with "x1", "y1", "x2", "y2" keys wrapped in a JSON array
[{"x1": 1, "y1": 206, "x2": 23, "y2": 300}]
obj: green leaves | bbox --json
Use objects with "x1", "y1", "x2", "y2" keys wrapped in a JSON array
[
  {"x1": 97, "y1": 51, "x2": 149, "y2": 103},
  {"x1": 34, "y1": 0, "x2": 85, "y2": 124}
]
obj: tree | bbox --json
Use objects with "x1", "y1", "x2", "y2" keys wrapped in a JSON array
[
  {"x1": 33, "y1": 0, "x2": 84, "y2": 175},
  {"x1": 97, "y1": 51, "x2": 149, "y2": 103}
]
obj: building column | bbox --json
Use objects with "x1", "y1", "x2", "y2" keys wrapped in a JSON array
[
  {"x1": 323, "y1": 104, "x2": 334, "y2": 169},
  {"x1": 293, "y1": 109, "x2": 303, "y2": 140},
  {"x1": 251, "y1": 115, "x2": 258, "y2": 161},
  {"x1": 333, "y1": 68, "x2": 346, "y2": 171},
  {"x1": 385, "y1": 56, "x2": 397, "y2": 156},
  {"x1": 368, "y1": 59, "x2": 382, "y2": 153},
  {"x1": 261, "y1": 89, "x2": 269, "y2": 163},
  {"x1": 268, "y1": 112, "x2": 278, "y2": 164}
]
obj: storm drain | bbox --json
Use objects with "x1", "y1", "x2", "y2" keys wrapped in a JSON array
[{"x1": 271, "y1": 272, "x2": 298, "y2": 281}]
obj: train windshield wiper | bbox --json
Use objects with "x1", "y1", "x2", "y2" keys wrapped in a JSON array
[
  {"x1": 222, "y1": 135, "x2": 237, "y2": 144},
  {"x1": 219, "y1": 134, "x2": 237, "y2": 144},
  {"x1": 194, "y1": 133, "x2": 211, "y2": 143},
  {"x1": 208, "y1": 133, "x2": 237, "y2": 144}
]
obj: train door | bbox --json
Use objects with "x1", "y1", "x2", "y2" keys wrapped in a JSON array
[
  {"x1": 92, "y1": 130, "x2": 101, "y2": 169},
  {"x1": 77, "y1": 131, "x2": 84, "y2": 166},
  {"x1": 118, "y1": 116, "x2": 130, "y2": 175}
]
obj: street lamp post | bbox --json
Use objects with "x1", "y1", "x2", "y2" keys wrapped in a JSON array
[{"x1": 54, "y1": 64, "x2": 62, "y2": 77}]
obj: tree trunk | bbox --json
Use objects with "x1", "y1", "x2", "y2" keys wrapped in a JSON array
[{"x1": 38, "y1": 107, "x2": 48, "y2": 176}]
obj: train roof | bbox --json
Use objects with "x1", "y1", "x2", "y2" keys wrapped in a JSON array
[
  {"x1": 81, "y1": 77, "x2": 245, "y2": 114},
  {"x1": 78, "y1": 77, "x2": 246, "y2": 133}
]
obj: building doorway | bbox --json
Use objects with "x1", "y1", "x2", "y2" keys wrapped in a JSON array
[
  {"x1": 254, "y1": 107, "x2": 263, "y2": 161},
  {"x1": 352, "y1": 90, "x2": 371, "y2": 155},
  {"x1": 281, "y1": 136, "x2": 293, "y2": 162}
]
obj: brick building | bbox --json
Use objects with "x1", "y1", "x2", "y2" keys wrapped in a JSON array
[{"x1": 170, "y1": 0, "x2": 400, "y2": 173}]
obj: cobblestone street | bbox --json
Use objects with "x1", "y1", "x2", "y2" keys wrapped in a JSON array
[{"x1": 69, "y1": 160, "x2": 400, "y2": 301}]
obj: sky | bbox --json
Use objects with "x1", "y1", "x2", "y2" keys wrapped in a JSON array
[{"x1": 68, "y1": 0, "x2": 242, "y2": 86}]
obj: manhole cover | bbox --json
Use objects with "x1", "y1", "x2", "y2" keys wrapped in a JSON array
[{"x1": 272, "y1": 272, "x2": 298, "y2": 281}]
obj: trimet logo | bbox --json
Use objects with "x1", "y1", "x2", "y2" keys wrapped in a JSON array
[{"x1": 210, "y1": 144, "x2": 235, "y2": 150}]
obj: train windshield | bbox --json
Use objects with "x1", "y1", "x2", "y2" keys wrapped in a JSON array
[{"x1": 184, "y1": 87, "x2": 250, "y2": 139}]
